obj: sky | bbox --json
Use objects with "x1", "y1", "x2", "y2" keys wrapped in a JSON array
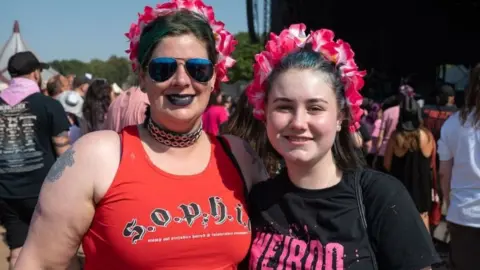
[{"x1": 0, "y1": 0, "x2": 250, "y2": 62}]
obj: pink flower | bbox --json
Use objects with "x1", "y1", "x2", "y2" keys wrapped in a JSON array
[
  {"x1": 254, "y1": 52, "x2": 274, "y2": 84},
  {"x1": 309, "y1": 29, "x2": 335, "y2": 51},
  {"x1": 246, "y1": 24, "x2": 366, "y2": 131},
  {"x1": 334, "y1": 40, "x2": 354, "y2": 65},
  {"x1": 246, "y1": 85, "x2": 266, "y2": 121},
  {"x1": 125, "y1": 0, "x2": 237, "y2": 89}
]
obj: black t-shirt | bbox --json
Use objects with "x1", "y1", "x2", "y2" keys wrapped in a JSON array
[
  {"x1": 248, "y1": 169, "x2": 440, "y2": 269},
  {"x1": 0, "y1": 93, "x2": 70, "y2": 198}
]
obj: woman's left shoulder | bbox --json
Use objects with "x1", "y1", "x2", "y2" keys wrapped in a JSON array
[{"x1": 355, "y1": 168, "x2": 408, "y2": 202}]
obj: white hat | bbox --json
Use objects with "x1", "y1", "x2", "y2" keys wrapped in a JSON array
[
  {"x1": 55, "y1": 90, "x2": 84, "y2": 118},
  {"x1": 0, "y1": 83, "x2": 8, "y2": 92},
  {"x1": 111, "y1": 83, "x2": 123, "y2": 94}
]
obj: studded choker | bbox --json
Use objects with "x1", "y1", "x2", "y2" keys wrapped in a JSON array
[{"x1": 146, "y1": 117, "x2": 203, "y2": 148}]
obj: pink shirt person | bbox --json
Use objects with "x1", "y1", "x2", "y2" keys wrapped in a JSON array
[
  {"x1": 103, "y1": 87, "x2": 150, "y2": 132},
  {"x1": 202, "y1": 105, "x2": 229, "y2": 135},
  {"x1": 378, "y1": 105, "x2": 399, "y2": 156}
]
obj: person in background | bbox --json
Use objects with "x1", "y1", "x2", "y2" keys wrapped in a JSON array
[
  {"x1": 46, "y1": 74, "x2": 70, "y2": 99},
  {"x1": 202, "y1": 91, "x2": 229, "y2": 135},
  {"x1": 383, "y1": 94, "x2": 435, "y2": 231},
  {"x1": 80, "y1": 79, "x2": 113, "y2": 134},
  {"x1": 72, "y1": 74, "x2": 91, "y2": 98},
  {"x1": 0, "y1": 51, "x2": 72, "y2": 269},
  {"x1": 366, "y1": 103, "x2": 382, "y2": 166},
  {"x1": 56, "y1": 91, "x2": 84, "y2": 144},
  {"x1": 103, "y1": 86, "x2": 150, "y2": 132},
  {"x1": 222, "y1": 94, "x2": 233, "y2": 114},
  {"x1": 66, "y1": 74, "x2": 75, "y2": 89},
  {"x1": 111, "y1": 83, "x2": 123, "y2": 100},
  {"x1": 375, "y1": 86, "x2": 407, "y2": 171},
  {"x1": 438, "y1": 63, "x2": 480, "y2": 270},
  {"x1": 423, "y1": 83, "x2": 457, "y2": 141}
]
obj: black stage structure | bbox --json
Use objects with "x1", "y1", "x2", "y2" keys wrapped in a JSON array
[{"x1": 248, "y1": 0, "x2": 480, "y2": 99}]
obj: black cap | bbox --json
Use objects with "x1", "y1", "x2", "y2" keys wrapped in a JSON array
[
  {"x1": 73, "y1": 75, "x2": 92, "y2": 88},
  {"x1": 437, "y1": 84, "x2": 455, "y2": 97},
  {"x1": 8, "y1": 51, "x2": 49, "y2": 77}
]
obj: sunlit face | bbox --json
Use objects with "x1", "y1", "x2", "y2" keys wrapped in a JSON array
[
  {"x1": 140, "y1": 34, "x2": 216, "y2": 132},
  {"x1": 59, "y1": 76, "x2": 70, "y2": 91},
  {"x1": 265, "y1": 69, "x2": 341, "y2": 165}
]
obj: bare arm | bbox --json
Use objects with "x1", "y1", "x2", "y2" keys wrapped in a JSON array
[
  {"x1": 439, "y1": 159, "x2": 453, "y2": 208},
  {"x1": 14, "y1": 131, "x2": 120, "y2": 270},
  {"x1": 52, "y1": 131, "x2": 71, "y2": 156}
]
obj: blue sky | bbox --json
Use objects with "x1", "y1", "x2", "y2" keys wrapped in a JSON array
[{"x1": 0, "y1": 0, "x2": 250, "y2": 62}]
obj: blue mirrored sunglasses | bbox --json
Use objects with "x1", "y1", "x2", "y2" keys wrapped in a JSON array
[{"x1": 148, "y1": 57, "x2": 214, "y2": 83}]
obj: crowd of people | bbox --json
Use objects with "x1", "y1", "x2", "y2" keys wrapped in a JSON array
[{"x1": 0, "y1": 0, "x2": 478, "y2": 269}]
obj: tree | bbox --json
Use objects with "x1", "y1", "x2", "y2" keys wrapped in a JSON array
[
  {"x1": 48, "y1": 56, "x2": 133, "y2": 86},
  {"x1": 229, "y1": 32, "x2": 264, "y2": 83}
]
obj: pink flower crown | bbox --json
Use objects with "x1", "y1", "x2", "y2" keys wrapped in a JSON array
[
  {"x1": 246, "y1": 24, "x2": 366, "y2": 132},
  {"x1": 125, "y1": 0, "x2": 237, "y2": 89}
]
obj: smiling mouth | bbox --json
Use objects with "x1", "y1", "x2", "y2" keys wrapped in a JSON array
[
  {"x1": 284, "y1": 136, "x2": 312, "y2": 142},
  {"x1": 165, "y1": 94, "x2": 196, "y2": 106}
]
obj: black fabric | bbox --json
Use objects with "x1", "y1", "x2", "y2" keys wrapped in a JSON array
[
  {"x1": 0, "y1": 93, "x2": 70, "y2": 198},
  {"x1": 8, "y1": 51, "x2": 49, "y2": 77},
  {"x1": 215, "y1": 136, "x2": 249, "y2": 203},
  {"x1": 390, "y1": 146, "x2": 432, "y2": 213},
  {"x1": 248, "y1": 168, "x2": 440, "y2": 269},
  {"x1": 358, "y1": 122, "x2": 372, "y2": 142},
  {"x1": 0, "y1": 197, "x2": 38, "y2": 249}
]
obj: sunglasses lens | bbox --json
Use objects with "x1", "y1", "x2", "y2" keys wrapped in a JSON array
[
  {"x1": 148, "y1": 58, "x2": 177, "y2": 82},
  {"x1": 185, "y1": 58, "x2": 214, "y2": 83}
]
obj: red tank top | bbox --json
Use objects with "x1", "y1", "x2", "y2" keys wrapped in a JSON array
[{"x1": 82, "y1": 126, "x2": 251, "y2": 270}]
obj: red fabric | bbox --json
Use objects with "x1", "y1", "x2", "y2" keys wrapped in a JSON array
[
  {"x1": 429, "y1": 132, "x2": 441, "y2": 226},
  {"x1": 82, "y1": 126, "x2": 251, "y2": 269}
]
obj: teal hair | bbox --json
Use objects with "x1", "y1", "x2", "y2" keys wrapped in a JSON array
[{"x1": 137, "y1": 10, "x2": 217, "y2": 69}]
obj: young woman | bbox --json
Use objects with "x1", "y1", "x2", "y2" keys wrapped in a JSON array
[
  {"x1": 14, "y1": 1, "x2": 267, "y2": 269},
  {"x1": 384, "y1": 91, "x2": 435, "y2": 231},
  {"x1": 245, "y1": 24, "x2": 440, "y2": 269}
]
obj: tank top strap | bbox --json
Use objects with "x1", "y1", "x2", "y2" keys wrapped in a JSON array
[
  {"x1": 118, "y1": 125, "x2": 143, "y2": 159},
  {"x1": 215, "y1": 135, "x2": 249, "y2": 200}
]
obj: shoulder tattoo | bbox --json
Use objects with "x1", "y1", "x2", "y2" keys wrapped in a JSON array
[{"x1": 45, "y1": 147, "x2": 76, "y2": 182}]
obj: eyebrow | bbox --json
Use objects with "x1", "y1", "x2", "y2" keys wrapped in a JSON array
[{"x1": 273, "y1": 97, "x2": 328, "y2": 104}]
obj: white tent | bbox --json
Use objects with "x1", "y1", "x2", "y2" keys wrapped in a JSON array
[{"x1": 0, "y1": 21, "x2": 58, "y2": 85}]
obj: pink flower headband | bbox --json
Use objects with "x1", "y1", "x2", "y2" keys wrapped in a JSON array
[
  {"x1": 125, "y1": 0, "x2": 237, "y2": 90},
  {"x1": 245, "y1": 24, "x2": 366, "y2": 132}
]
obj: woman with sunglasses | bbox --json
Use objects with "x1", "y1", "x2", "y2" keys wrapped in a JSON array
[{"x1": 14, "y1": 1, "x2": 267, "y2": 270}]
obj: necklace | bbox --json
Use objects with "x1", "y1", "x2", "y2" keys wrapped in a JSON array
[{"x1": 146, "y1": 117, "x2": 203, "y2": 148}]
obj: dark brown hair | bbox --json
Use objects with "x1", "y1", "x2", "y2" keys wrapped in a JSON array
[
  {"x1": 460, "y1": 63, "x2": 480, "y2": 127},
  {"x1": 220, "y1": 92, "x2": 282, "y2": 176}
]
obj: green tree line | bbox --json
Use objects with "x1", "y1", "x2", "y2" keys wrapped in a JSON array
[{"x1": 48, "y1": 33, "x2": 263, "y2": 86}]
